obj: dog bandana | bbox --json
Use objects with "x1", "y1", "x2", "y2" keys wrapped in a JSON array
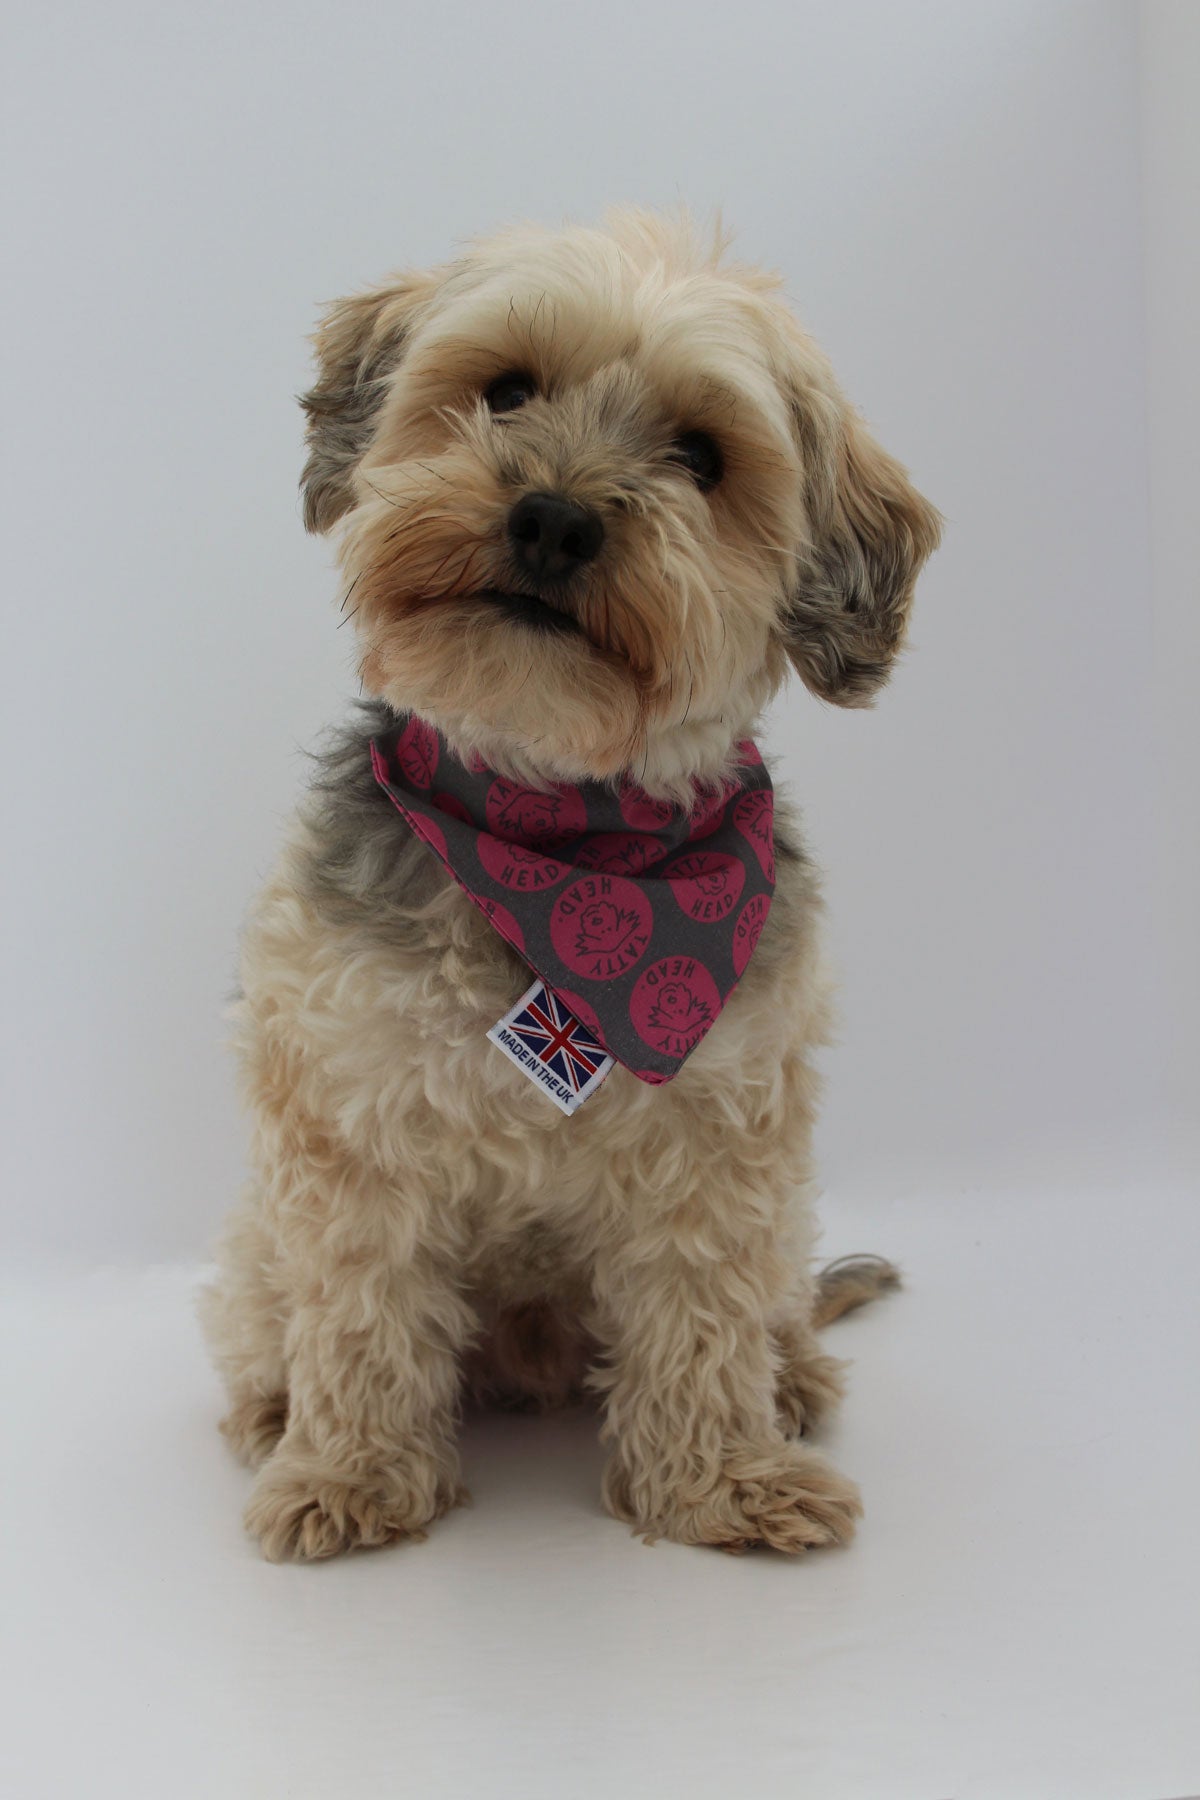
[{"x1": 370, "y1": 714, "x2": 775, "y2": 1091}]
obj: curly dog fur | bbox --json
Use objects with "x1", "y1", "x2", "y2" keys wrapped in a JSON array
[{"x1": 201, "y1": 210, "x2": 939, "y2": 1560}]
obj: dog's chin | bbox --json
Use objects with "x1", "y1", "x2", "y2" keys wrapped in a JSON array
[
  {"x1": 358, "y1": 596, "x2": 644, "y2": 784},
  {"x1": 477, "y1": 588, "x2": 584, "y2": 640}
]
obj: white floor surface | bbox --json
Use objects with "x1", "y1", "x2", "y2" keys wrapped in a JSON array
[{"x1": 3, "y1": 1179, "x2": 1198, "y2": 1800}]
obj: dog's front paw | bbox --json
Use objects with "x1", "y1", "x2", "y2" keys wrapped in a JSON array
[
  {"x1": 607, "y1": 1444, "x2": 862, "y2": 1554},
  {"x1": 244, "y1": 1451, "x2": 464, "y2": 1562}
]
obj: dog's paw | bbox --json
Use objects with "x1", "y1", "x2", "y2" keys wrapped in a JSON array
[
  {"x1": 219, "y1": 1393, "x2": 288, "y2": 1468},
  {"x1": 773, "y1": 1343, "x2": 846, "y2": 1437},
  {"x1": 608, "y1": 1445, "x2": 862, "y2": 1554},
  {"x1": 244, "y1": 1453, "x2": 463, "y2": 1562}
]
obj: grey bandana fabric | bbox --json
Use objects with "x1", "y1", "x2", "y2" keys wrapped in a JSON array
[{"x1": 371, "y1": 714, "x2": 776, "y2": 1082}]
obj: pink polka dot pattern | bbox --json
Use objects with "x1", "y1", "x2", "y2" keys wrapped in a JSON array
[
  {"x1": 732, "y1": 788, "x2": 775, "y2": 881},
  {"x1": 432, "y1": 791, "x2": 472, "y2": 825},
  {"x1": 476, "y1": 834, "x2": 569, "y2": 892},
  {"x1": 687, "y1": 780, "x2": 737, "y2": 840},
  {"x1": 732, "y1": 892, "x2": 770, "y2": 976},
  {"x1": 485, "y1": 778, "x2": 588, "y2": 849},
  {"x1": 408, "y1": 812, "x2": 448, "y2": 862},
  {"x1": 396, "y1": 715, "x2": 439, "y2": 789},
  {"x1": 618, "y1": 782, "x2": 675, "y2": 831},
  {"x1": 550, "y1": 874, "x2": 653, "y2": 981},
  {"x1": 663, "y1": 850, "x2": 746, "y2": 924},
  {"x1": 629, "y1": 957, "x2": 723, "y2": 1060},
  {"x1": 573, "y1": 831, "x2": 670, "y2": 876},
  {"x1": 370, "y1": 714, "x2": 777, "y2": 1085}
]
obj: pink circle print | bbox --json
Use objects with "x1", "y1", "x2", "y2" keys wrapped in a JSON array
[
  {"x1": 732, "y1": 892, "x2": 770, "y2": 976},
  {"x1": 396, "y1": 716, "x2": 439, "y2": 789},
  {"x1": 687, "y1": 780, "x2": 736, "y2": 840},
  {"x1": 431, "y1": 791, "x2": 472, "y2": 825},
  {"x1": 630, "y1": 956, "x2": 722, "y2": 1060},
  {"x1": 664, "y1": 850, "x2": 746, "y2": 924},
  {"x1": 618, "y1": 781, "x2": 675, "y2": 832},
  {"x1": 732, "y1": 788, "x2": 775, "y2": 880},
  {"x1": 550, "y1": 874, "x2": 653, "y2": 981},
  {"x1": 477, "y1": 833, "x2": 568, "y2": 892},
  {"x1": 573, "y1": 831, "x2": 669, "y2": 877},
  {"x1": 485, "y1": 778, "x2": 587, "y2": 849},
  {"x1": 409, "y1": 811, "x2": 449, "y2": 863}
]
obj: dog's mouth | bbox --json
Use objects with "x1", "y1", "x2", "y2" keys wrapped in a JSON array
[{"x1": 478, "y1": 589, "x2": 585, "y2": 639}]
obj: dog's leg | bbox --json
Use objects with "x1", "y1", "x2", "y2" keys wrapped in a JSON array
[
  {"x1": 199, "y1": 1185, "x2": 290, "y2": 1468},
  {"x1": 771, "y1": 1316, "x2": 846, "y2": 1438},
  {"x1": 593, "y1": 1199, "x2": 861, "y2": 1553},
  {"x1": 772, "y1": 1254, "x2": 901, "y2": 1434},
  {"x1": 242, "y1": 1141, "x2": 473, "y2": 1562}
]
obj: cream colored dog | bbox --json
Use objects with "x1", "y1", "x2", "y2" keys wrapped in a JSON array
[{"x1": 201, "y1": 211, "x2": 940, "y2": 1560}]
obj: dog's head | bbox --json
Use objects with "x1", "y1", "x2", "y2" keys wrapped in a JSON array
[{"x1": 302, "y1": 212, "x2": 940, "y2": 793}]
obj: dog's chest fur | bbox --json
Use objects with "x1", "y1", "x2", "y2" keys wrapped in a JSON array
[{"x1": 233, "y1": 707, "x2": 825, "y2": 1282}]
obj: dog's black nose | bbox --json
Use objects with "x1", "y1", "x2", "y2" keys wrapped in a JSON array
[{"x1": 508, "y1": 491, "x2": 604, "y2": 582}]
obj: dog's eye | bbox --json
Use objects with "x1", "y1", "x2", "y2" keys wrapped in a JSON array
[
  {"x1": 670, "y1": 431, "x2": 724, "y2": 491},
  {"x1": 485, "y1": 372, "x2": 537, "y2": 415}
]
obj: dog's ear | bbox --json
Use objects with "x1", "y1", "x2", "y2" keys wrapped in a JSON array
[
  {"x1": 784, "y1": 379, "x2": 942, "y2": 706},
  {"x1": 299, "y1": 272, "x2": 440, "y2": 534}
]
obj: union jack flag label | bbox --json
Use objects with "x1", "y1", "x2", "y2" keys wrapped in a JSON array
[{"x1": 487, "y1": 978, "x2": 614, "y2": 1115}]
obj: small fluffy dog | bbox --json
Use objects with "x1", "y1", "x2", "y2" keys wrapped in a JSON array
[{"x1": 202, "y1": 211, "x2": 940, "y2": 1560}]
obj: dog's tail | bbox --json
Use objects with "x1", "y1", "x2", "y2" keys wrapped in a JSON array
[{"x1": 813, "y1": 1254, "x2": 901, "y2": 1327}]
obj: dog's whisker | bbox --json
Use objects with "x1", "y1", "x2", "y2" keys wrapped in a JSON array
[
  {"x1": 679, "y1": 661, "x2": 695, "y2": 726},
  {"x1": 363, "y1": 477, "x2": 406, "y2": 511}
]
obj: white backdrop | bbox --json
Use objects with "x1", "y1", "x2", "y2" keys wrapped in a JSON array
[{"x1": 3, "y1": 0, "x2": 1191, "y2": 1264}]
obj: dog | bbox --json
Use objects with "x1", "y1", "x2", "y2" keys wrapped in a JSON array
[{"x1": 201, "y1": 210, "x2": 941, "y2": 1560}]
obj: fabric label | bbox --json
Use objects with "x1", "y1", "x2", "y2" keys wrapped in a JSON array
[{"x1": 487, "y1": 978, "x2": 613, "y2": 1115}]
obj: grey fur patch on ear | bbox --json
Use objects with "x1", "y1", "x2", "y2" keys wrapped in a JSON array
[
  {"x1": 787, "y1": 392, "x2": 942, "y2": 706},
  {"x1": 299, "y1": 274, "x2": 437, "y2": 534}
]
